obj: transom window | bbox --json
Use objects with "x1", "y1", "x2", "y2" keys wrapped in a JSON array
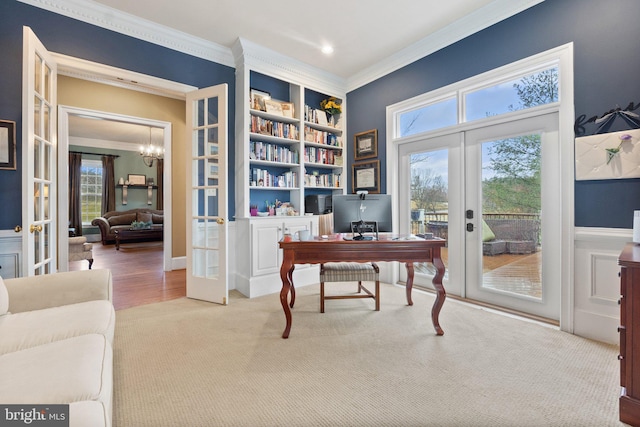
[
  {"x1": 81, "y1": 159, "x2": 103, "y2": 225},
  {"x1": 396, "y1": 65, "x2": 559, "y2": 138}
]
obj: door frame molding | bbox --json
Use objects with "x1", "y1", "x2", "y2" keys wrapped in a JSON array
[
  {"x1": 51, "y1": 52, "x2": 197, "y2": 271},
  {"x1": 386, "y1": 43, "x2": 575, "y2": 332},
  {"x1": 58, "y1": 106, "x2": 173, "y2": 271}
]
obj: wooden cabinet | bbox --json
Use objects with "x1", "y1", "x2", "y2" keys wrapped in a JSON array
[{"x1": 618, "y1": 243, "x2": 640, "y2": 426}]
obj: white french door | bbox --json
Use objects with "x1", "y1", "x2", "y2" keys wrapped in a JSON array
[
  {"x1": 399, "y1": 113, "x2": 560, "y2": 320},
  {"x1": 465, "y1": 113, "x2": 560, "y2": 319},
  {"x1": 22, "y1": 27, "x2": 57, "y2": 276},
  {"x1": 185, "y1": 84, "x2": 229, "y2": 304}
]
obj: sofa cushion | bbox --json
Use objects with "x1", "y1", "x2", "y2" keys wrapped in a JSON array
[
  {"x1": 137, "y1": 212, "x2": 152, "y2": 223},
  {"x1": 0, "y1": 276, "x2": 7, "y2": 316},
  {"x1": 69, "y1": 401, "x2": 109, "y2": 427},
  {"x1": 152, "y1": 213, "x2": 164, "y2": 224},
  {"x1": 107, "y1": 213, "x2": 136, "y2": 226},
  {"x1": 0, "y1": 300, "x2": 115, "y2": 355},
  {"x1": 0, "y1": 334, "x2": 113, "y2": 407}
]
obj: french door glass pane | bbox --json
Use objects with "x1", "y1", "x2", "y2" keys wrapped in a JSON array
[
  {"x1": 410, "y1": 148, "x2": 449, "y2": 273},
  {"x1": 481, "y1": 135, "x2": 542, "y2": 299}
]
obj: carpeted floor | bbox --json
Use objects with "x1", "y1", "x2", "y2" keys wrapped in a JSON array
[{"x1": 114, "y1": 283, "x2": 623, "y2": 427}]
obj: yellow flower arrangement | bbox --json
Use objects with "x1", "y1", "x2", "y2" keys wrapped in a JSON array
[{"x1": 320, "y1": 97, "x2": 342, "y2": 115}]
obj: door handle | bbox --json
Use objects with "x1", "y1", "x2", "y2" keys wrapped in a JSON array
[
  {"x1": 29, "y1": 224, "x2": 42, "y2": 233},
  {"x1": 466, "y1": 223, "x2": 474, "y2": 232},
  {"x1": 216, "y1": 218, "x2": 224, "y2": 225}
]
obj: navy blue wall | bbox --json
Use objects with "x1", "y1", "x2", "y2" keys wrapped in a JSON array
[
  {"x1": 347, "y1": 0, "x2": 640, "y2": 228},
  {"x1": 0, "y1": 1, "x2": 236, "y2": 229}
]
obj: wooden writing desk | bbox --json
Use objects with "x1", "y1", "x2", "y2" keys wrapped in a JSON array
[{"x1": 278, "y1": 235, "x2": 447, "y2": 338}]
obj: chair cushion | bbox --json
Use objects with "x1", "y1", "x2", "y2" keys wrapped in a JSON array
[
  {"x1": 0, "y1": 334, "x2": 112, "y2": 406},
  {"x1": 321, "y1": 262, "x2": 379, "y2": 282},
  {"x1": 0, "y1": 276, "x2": 8, "y2": 316},
  {"x1": 0, "y1": 300, "x2": 115, "y2": 355}
]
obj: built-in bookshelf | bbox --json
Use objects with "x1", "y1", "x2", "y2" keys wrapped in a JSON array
[{"x1": 235, "y1": 65, "x2": 346, "y2": 218}]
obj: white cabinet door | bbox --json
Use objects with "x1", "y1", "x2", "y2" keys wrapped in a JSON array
[
  {"x1": 251, "y1": 220, "x2": 282, "y2": 277},
  {"x1": 250, "y1": 217, "x2": 316, "y2": 277}
]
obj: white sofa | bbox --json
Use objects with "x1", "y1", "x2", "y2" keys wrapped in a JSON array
[{"x1": 0, "y1": 269, "x2": 115, "y2": 427}]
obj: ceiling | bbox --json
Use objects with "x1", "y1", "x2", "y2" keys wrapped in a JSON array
[
  {"x1": 62, "y1": 0, "x2": 541, "y2": 145},
  {"x1": 87, "y1": 0, "x2": 522, "y2": 79}
]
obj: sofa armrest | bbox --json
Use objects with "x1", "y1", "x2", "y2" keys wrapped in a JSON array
[
  {"x1": 91, "y1": 217, "x2": 111, "y2": 244},
  {"x1": 4, "y1": 269, "x2": 113, "y2": 313}
]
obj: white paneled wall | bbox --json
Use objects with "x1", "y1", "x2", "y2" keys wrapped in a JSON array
[{"x1": 574, "y1": 227, "x2": 630, "y2": 344}]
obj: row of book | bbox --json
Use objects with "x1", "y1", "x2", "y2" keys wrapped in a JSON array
[
  {"x1": 251, "y1": 168, "x2": 298, "y2": 188},
  {"x1": 304, "y1": 173, "x2": 342, "y2": 188},
  {"x1": 304, "y1": 147, "x2": 341, "y2": 166},
  {"x1": 303, "y1": 126, "x2": 341, "y2": 146},
  {"x1": 250, "y1": 116, "x2": 299, "y2": 140},
  {"x1": 250, "y1": 141, "x2": 299, "y2": 164}
]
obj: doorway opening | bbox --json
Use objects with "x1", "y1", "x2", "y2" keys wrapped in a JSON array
[{"x1": 58, "y1": 106, "x2": 173, "y2": 272}]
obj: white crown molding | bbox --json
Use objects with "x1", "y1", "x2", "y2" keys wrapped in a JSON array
[
  {"x1": 232, "y1": 38, "x2": 347, "y2": 96},
  {"x1": 20, "y1": 0, "x2": 542, "y2": 94},
  {"x1": 346, "y1": 0, "x2": 545, "y2": 92},
  {"x1": 17, "y1": 0, "x2": 234, "y2": 67}
]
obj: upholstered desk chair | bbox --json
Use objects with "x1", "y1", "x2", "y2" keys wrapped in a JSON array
[
  {"x1": 69, "y1": 236, "x2": 94, "y2": 269},
  {"x1": 318, "y1": 213, "x2": 380, "y2": 313}
]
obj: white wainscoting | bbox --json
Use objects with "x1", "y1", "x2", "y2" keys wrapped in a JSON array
[
  {"x1": 0, "y1": 229, "x2": 23, "y2": 279},
  {"x1": 574, "y1": 227, "x2": 630, "y2": 344}
]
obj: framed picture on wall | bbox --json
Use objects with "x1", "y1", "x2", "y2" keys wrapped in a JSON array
[
  {"x1": 0, "y1": 120, "x2": 16, "y2": 170},
  {"x1": 354, "y1": 129, "x2": 378, "y2": 160},
  {"x1": 352, "y1": 160, "x2": 380, "y2": 194},
  {"x1": 128, "y1": 174, "x2": 146, "y2": 186}
]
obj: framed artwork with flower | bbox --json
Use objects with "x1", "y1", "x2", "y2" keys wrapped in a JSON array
[
  {"x1": 575, "y1": 129, "x2": 640, "y2": 180},
  {"x1": 354, "y1": 129, "x2": 378, "y2": 160}
]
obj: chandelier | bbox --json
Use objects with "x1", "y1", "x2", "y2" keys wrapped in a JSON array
[{"x1": 139, "y1": 127, "x2": 163, "y2": 167}]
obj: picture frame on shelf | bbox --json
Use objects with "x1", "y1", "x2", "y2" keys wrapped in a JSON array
[
  {"x1": 264, "y1": 99, "x2": 284, "y2": 116},
  {"x1": 354, "y1": 129, "x2": 378, "y2": 160},
  {"x1": 250, "y1": 88, "x2": 270, "y2": 112},
  {"x1": 0, "y1": 120, "x2": 16, "y2": 170},
  {"x1": 352, "y1": 160, "x2": 380, "y2": 194},
  {"x1": 128, "y1": 174, "x2": 146, "y2": 186},
  {"x1": 281, "y1": 102, "x2": 294, "y2": 118}
]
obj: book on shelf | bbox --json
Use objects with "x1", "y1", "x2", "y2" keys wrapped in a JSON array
[{"x1": 251, "y1": 116, "x2": 299, "y2": 140}]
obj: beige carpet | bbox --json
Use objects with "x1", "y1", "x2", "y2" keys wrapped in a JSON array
[{"x1": 114, "y1": 283, "x2": 623, "y2": 427}]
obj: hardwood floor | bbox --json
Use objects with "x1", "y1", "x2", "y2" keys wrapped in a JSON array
[{"x1": 68, "y1": 240, "x2": 186, "y2": 310}]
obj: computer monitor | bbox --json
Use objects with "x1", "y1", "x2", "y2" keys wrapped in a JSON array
[{"x1": 332, "y1": 194, "x2": 392, "y2": 239}]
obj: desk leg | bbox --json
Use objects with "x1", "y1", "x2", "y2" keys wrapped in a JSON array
[
  {"x1": 405, "y1": 262, "x2": 414, "y2": 306},
  {"x1": 431, "y1": 253, "x2": 446, "y2": 336},
  {"x1": 280, "y1": 251, "x2": 295, "y2": 339}
]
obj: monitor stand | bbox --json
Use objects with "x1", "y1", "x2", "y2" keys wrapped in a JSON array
[{"x1": 350, "y1": 221, "x2": 378, "y2": 241}]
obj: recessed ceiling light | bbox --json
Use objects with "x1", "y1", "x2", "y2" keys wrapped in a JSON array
[{"x1": 321, "y1": 45, "x2": 334, "y2": 55}]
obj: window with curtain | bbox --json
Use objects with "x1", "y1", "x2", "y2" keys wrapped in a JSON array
[{"x1": 81, "y1": 159, "x2": 103, "y2": 225}]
